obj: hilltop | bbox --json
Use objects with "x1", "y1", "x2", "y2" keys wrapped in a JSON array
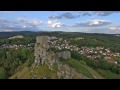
[{"x1": 10, "y1": 36, "x2": 103, "y2": 79}]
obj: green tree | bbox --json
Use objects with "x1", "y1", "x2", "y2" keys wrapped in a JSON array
[{"x1": 0, "y1": 67, "x2": 7, "y2": 79}]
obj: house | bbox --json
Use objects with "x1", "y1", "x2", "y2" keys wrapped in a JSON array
[
  {"x1": 107, "y1": 59, "x2": 117, "y2": 64},
  {"x1": 91, "y1": 55, "x2": 98, "y2": 60},
  {"x1": 104, "y1": 56, "x2": 111, "y2": 60},
  {"x1": 87, "y1": 55, "x2": 91, "y2": 58},
  {"x1": 95, "y1": 51, "x2": 97, "y2": 54},
  {"x1": 103, "y1": 53, "x2": 107, "y2": 55},
  {"x1": 100, "y1": 51, "x2": 102, "y2": 53}
]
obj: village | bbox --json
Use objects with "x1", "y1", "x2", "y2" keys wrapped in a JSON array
[
  {"x1": 1, "y1": 43, "x2": 34, "y2": 50},
  {"x1": 48, "y1": 36, "x2": 120, "y2": 65}
]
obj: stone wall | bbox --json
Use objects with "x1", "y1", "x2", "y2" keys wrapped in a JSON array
[
  {"x1": 36, "y1": 36, "x2": 48, "y2": 45},
  {"x1": 56, "y1": 51, "x2": 71, "y2": 59}
]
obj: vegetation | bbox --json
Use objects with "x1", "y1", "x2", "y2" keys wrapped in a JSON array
[
  {"x1": 10, "y1": 64, "x2": 58, "y2": 79},
  {"x1": 112, "y1": 56, "x2": 120, "y2": 64},
  {"x1": 71, "y1": 51, "x2": 120, "y2": 76},
  {"x1": 60, "y1": 58, "x2": 94, "y2": 78},
  {"x1": 0, "y1": 36, "x2": 35, "y2": 45},
  {"x1": 96, "y1": 69, "x2": 120, "y2": 79},
  {"x1": 0, "y1": 67, "x2": 7, "y2": 79},
  {"x1": 1, "y1": 32, "x2": 120, "y2": 79},
  {"x1": 0, "y1": 47, "x2": 34, "y2": 78}
]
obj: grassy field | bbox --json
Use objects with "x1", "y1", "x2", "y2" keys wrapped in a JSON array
[
  {"x1": 61, "y1": 58, "x2": 95, "y2": 79},
  {"x1": 95, "y1": 68, "x2": 120, "y2": 79},
  {"x1": 81, "y1": 65, "x2": 104, "y2": 79}
]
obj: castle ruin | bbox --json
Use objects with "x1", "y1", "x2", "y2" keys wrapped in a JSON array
[
  {"x1": 34, "y1": 36, "x2": 89, "y2": 79},
  {"x1": 34, "y1": 36, "x2": 71, "y2": 66}
]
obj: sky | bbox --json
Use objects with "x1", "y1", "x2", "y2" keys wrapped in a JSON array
[{"x1": 0, "y1": 11, "x2": 120, "y2": 34}]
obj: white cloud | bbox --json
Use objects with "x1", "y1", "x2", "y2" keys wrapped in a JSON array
[
  {"x1": 73, "y1": 19, "x2": 112, "y2": 27},
  {"x1": 89, "y1": 20, "x2": 109, "y2": 25},
  {"x1": 109, "y1": 26, "x2": 120, "y2": 30},
  {"x1": 3, "y1": 29, "x2": 13, "y2": 32},
  {"x1": 28, "y1": 19, "x2": 44, "y2": 25},
  {"x1": 0, "y1": 11, "x2": 14, "y2": 13},
  {"x1": 47, "y1": 20, "x2": 63, "y2": 28},
  {"x1": 0, "y1": 18, "x2": 44, "y2": 31}
]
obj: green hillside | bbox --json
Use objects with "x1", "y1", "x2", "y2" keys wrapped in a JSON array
[
  {"x1": 10, "y1": 58, "x2": 103, "y2": 79},
  {"x1": 60, "y1": 58, "x2": 103, "y2": 79},
  {"x1": 10, "y1": 63, "x2": 58, "y2": 79}
]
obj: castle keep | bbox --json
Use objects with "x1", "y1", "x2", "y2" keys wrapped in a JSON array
[{"x1": 34, "y1": 36, "x2": 49, "y2": 65}]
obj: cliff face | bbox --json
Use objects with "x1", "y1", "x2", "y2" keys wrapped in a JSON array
[{"x1": 34, "y1": 36, "x2": 89, "y2": 79}]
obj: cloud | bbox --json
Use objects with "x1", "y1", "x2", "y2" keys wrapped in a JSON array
[
  {"x1": 0, "y1": 18, "x2": 44, "y2": 31},
  {"x1": 48, "y1": 11, "x2": 92, "y2": 20},
  {"x1": 0, "y1": 11, "x2": 14, "y2": 13},
  {"x1": 47, "y1": 20, "x2": 64, "y2": 28},
  {"x1": 72, "y1": 19, "x2": 112, "y2": 27},
  {"x1": 26, "y1": 19, "x2": 44, "y2": 25},
  {"x1": 93, "y1": 11, "x2": 120, "y2": 16},
  {"x1": 86, "y1": 27, "x2": 120, "y2": 34},
  {"x1": 82, "y1": 12, "x2": 91, "y2": 16},
  {"x1": 84, "y1": 28, "x2": 111, "y2": 34},
  {"x1": 109, "y1": 26, "x2": 120, "y2": 30},
  {"x1": 4, "y1": 30, "x2": 13, "y2": 32},
  {"x1": 48, "y1": 12, "x2": 79, "y2": 19},
  {"x1": 48, "y1": 11, "x2": 120, "y2": 20},
  {"x1": 79, "y1": 11, "x2": 120, "y2": 17}
]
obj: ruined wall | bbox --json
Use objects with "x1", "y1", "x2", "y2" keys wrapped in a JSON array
[{"x1": 56, "y1": 51, "x2": 71, "y2": 59}]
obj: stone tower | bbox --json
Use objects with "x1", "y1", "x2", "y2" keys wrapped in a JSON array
[{"x1": 34, "y1": 36, "x2": 49, "y2": 65}]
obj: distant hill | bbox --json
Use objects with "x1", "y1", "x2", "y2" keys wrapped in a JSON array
[
  {"x1": 0, "y1": 31, "x2": 43, "y2": 37},
  {"x1": 8, "y1": 35, "x2": 24, "y2": 39},
  {"x1": 0, "y1": 31, "x2": 35, "y2": 37},
  {"x1": 0, "y1": 31, "x2": 119, "y2": 37}
]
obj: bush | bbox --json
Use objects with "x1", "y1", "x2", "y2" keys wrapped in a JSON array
[{"x1": 79, "y1": 60, "x2": 87, "y2": 65}]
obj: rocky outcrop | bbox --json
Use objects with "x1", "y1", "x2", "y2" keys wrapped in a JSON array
[{"x1": 56, "y1": 62, "x2": 89, "y2": 79}]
